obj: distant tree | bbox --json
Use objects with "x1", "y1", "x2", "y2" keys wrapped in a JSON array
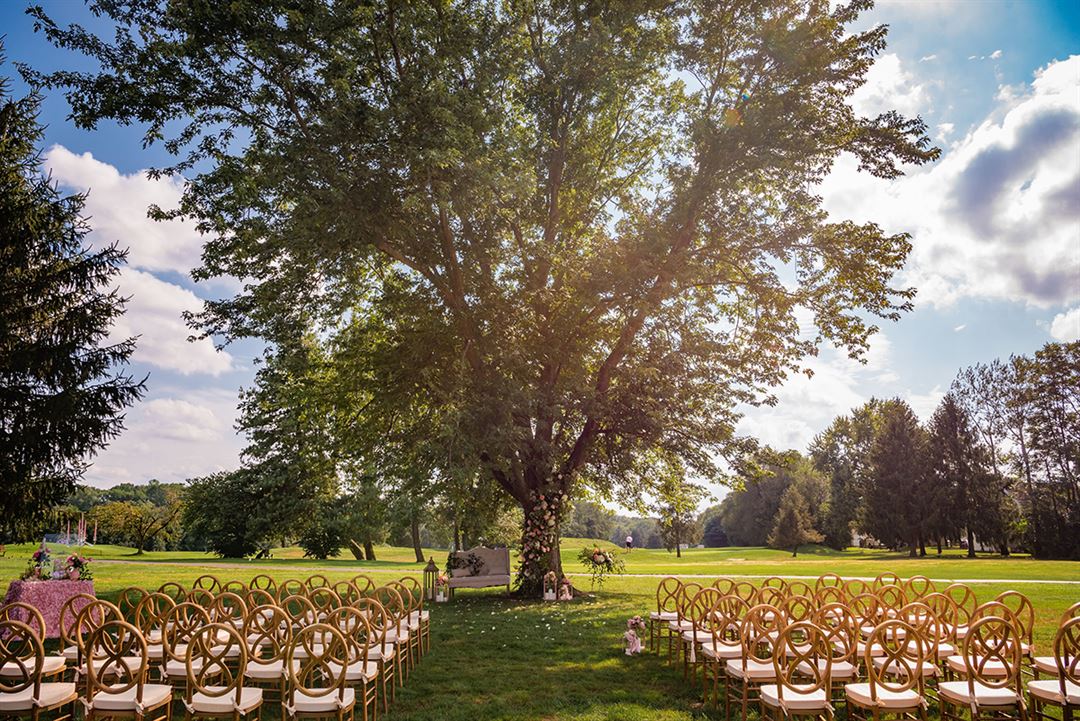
[
  {"x1": 863, "y1": 400, "x2": 928, "y2": 556},
  {"x1": 699, "y1": 505, "x2": 729, "y2": 547},
  {"x1": 810, "y1": 400, "x2": 882, "y2": 549},
  {"x1": 298, "y1": 507, "x2": 343, "y2": 560},
  {"x1": 767, "y1": 483, "x2": 824, "y2": 556},
  {"x1": 653, "y1": 455, "x2": 708, "y2": 558},
  {"x1": 91, "y1": 493, "x2": 182, "y2": 554},
  {"x1": 0, "y1": 60, "x2": 144, "y2": 541},
  {"x1": 339, "y1": 476, "x2": 388, "y2": 562},
  {"x1": 719, "y1": 449, "x2": 825, "y2": 547},
  {"x1": 563, "y1": 501, "x2": 616, "y2": 541},
  {"x1": 927, "y1": 393, "x2": 996, "y2": 557},
  {"x1": 183, "y1": 470, "x2": 262, "y2": 558}
]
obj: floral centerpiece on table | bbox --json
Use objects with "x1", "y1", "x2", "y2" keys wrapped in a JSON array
[
  {"x1": 19, "y1": 545, "x2": 52, "y2": 580},
  {"x1": 577, "y1": 546, "x2": 625, "y2": 590},
  {"x1": 66, "y1": 553, "x2": 93, "y2": 581}
]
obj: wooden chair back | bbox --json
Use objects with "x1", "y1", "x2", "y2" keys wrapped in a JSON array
[
  {"x1": 904, "y1": 575, "x2": 935, "y2": 598},
  {"x1": 960, "y1": 616, "x2": 1022, "y2": 696},
  {"x1": 157, "y1": 582, "x2": 186, "y2": 603},
  {"x1": 304, "y1": 574, "x2": 330, "y2": 591},
  {"x1": 245, "y1": 587, "x2": 276, "y2": 610},
  {"x1": 351, "y1": 575, "x2": 376, "y2": 597},
  {"x1": 280, "y1": 594, "x2": 319, "y2": 630},
  {"x1": 276, "y1": 579, "x2": 306, "y2": 604},
  {"x1": 740, "y1": 604, "x2": 782, "y2": 663},
  {"x1": 994, "y1": 591, "x2": 1034, "y2": 651},
  {"x1": 162, "y1": 602, "x2": 211, "y2": 666},
  {"x1": 133, "y1": 592, "x2": 176, "y2": 640},
  {"x1": 1051, "y1": 617, "x2": 1080, "y2": 698},
  {"x1": 211, "y1": 591, "x2": 248, "y2": 627},
  {"x1": 0, "y1": 603, "x2": 45, "y2": 640},
  {"x1": 773, "y1": 621, "x2": 831, "y2": 701},
  {"x1": 192, "y1": 574, "x2": 222, "y2": 593},
  {"x1": 249, "y1": 575, "x2": 277, "y2": 594},
  {"x1": 0, "y1": 620, "x2": 42, "y2": 695},
  {"x1": 86, "y1": 620, "x2": 148, "y2": 698},
  {"x1": 74, "y1": 600, "x2": 123, "y2": 665},
  {"x1": 117, "y1": 587, "x2": 148, "y2": 621},
  {"x1": 864, "y1": 620, "x2": 926, "y2": 701},
  {"x1": 816, "y1": 602, "x2": 859, "y2": 666},
  {"x1": 243, "y1": 604, "x2": 290, "y2": 664},
  {"x1": 653, "y1": 577, "x2": 681, "y2": 616},
  {"x1": 186, "y1": 623, "x2": 247, "y2": 708},
  {"x1": 286, "y1": 625, "x2": 350, "y2": 708}
]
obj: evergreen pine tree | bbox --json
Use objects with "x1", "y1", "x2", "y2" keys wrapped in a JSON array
[
  {"x1": 0, "y1": 59, "x2": 144, "y2": 540},
  {"x1": 864, "y1": 400, "x2": 928, "y2": 556},
  {"x1": 767, "y1": 483, "x2": 823, "y2": 557}
]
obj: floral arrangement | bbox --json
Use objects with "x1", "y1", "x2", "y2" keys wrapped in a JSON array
[
  {"x1": 627, "y1": 615, "x2": 646, "y2": 634},
  {"x1": 66, "y1": 553, "x2": 93, "y2": 581},
  {"x1": 446, "y1": 552, "x2": 485, "y2": 577},
  {"x1": 434, "y1": 573, "x2": 449, "y2": 589},
  {"x1": 20, "y1": 545, "x2": 52, "y2": 580},
  {"x1": 558, "y1": 576, "x2": 574, "y2": 601},
  {"x1": 520, "y1": 489, "x2": 568, "y2": 585},
  {"x1": 577, "y1": 546, "x2": 625, "y2": 589}
]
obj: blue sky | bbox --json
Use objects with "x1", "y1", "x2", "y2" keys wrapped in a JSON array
[{"x1": 1, "y1": 1, "x2": 1078, "y2": 495}]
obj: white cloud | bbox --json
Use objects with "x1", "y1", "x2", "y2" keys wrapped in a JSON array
[
  {"x1": 936, "y1": 122, "x2": 955, "y2": 141},
  {"x1": 953, "y1": 324, "x2": 966, "y2": 332},
  {"x1": 906, "y1": 385, "x2": 946, "y2": 421},
  {"x1": 737, "y1": 333, "x2": 894, "y2": 452},
  {"x1": 1049, "y1": 307, "x2": 1080, "y2": 342},
  {"x1": 852, "y1": 53, "x2": 929, "y2": 118},
  {"x1": 990, "y1": 50, "x2": 1003, "y2": 60},
  {"x1": 822, "y1": 54, "x2": 1080, "y2": 309},
  {"x1": 84, "y1": 388, "x2": 244, "y2": 486},
  {"x1": 44, "y1": 146, "x2": 203, "y2": 274},
  {"x1": 920, "y1": 55, "x2": 938, "y2": 63},
  {"x1": 109, "y1": 268, "x2": 234, "y2": 375}
]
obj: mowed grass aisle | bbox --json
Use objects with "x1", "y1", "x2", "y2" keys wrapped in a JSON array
[{"x1": 1, "y1": 543, "x2": 1077, "y2": 720}]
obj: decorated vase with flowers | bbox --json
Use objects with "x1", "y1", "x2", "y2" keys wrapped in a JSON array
[
  {"x1": 558, "y1": 576, "x2": 574, "y2": 601},
  {"x1": 66, "y1": 553, "x2": 93, "y2": 581},
  {"x1": 434, "y1": 573, "x2": 449, "y2": 602},
  {"x1": 542, "y1": 571, "x2": 558, "y2": 601},
  {"x1": 624, "y1": 615, "x2": 646, "y2": 655}
]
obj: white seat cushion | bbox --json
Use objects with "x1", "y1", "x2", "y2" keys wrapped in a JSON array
[
  {"x1": 726, "y1": 660, "x2": 776, "y2": 681},
  {"x1": 165, "y1": 657, "x2": 210, "y2": 678},
  {"x1": 1032, "y1": 656, "x2": 1059, "y2": 676},
  {"x1": 650, "y1": 611, "x2": 677, "y2": 621},
  {"x1": 700, "y1": 642, "x2": 742, "y2": 660},
  {"x1": 245, "y1": 659, "x2": 295, "y2": 680},
  {"x1": 81, "y1": 657, "x2": 147, "y2": 678},
  {"x1": 797, "y1": 658, "x2": 857, "y2": 679},
  {"x1": 289, "y1": 688, "x2": 355, "y2": 713},
  {"x1": 667, "y1": 620, "x2": 693, "y2": 632},
  {"x1": 329, "y1": 660, "x2": 379, "y2": 683},
  {"x1": 0, "y1": 683, "x2": 77, "y2": 712},
  {"x1": 939, "y1": 681, "x2": 1021, "y2": 707},
  {"x1": 1028, "y1": 679, "x2": 1080, "y2": 706},
  {"x1": 408, "y1": 611, "x2": 430, "y2": 624},
  {"x1": 760, "y1": 684, "x2": 829, "y2": 711},
  {"x1": 90, "y1": 684, "x2": 172, "y2": 712},
  {"x1": 366, "y1": 645, "x2": 395, "y2": 662},
  {"x1": 62, "y1": 646, "x2": 80, "y2": 663},
  {"x1": 446, "y1": 574, "x2": 511, "y2": 589},
  {"x1": 946, "y1": 655, "x2": 1012, "y2": 677},
  {"x1": 0, "y1": 655, "x2": 66, "y2": 678},
  {"x1": 681, "y1": 630, "x2": 713, "y2": 644},
  {"x1": 845, "y1": 682, "x2": 925, "y2": 710},
  {"x1": 189, "y1": 687, "x2": 263, "y2": 714}
]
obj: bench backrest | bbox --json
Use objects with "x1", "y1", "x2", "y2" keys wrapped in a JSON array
[{"x1": 450, "y1": 546, "x2": 510, "y2": 577}]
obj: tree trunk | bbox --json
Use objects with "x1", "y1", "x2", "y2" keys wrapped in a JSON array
[
  {"x1": 919, "y1": 536, "x2": 927, "y2": 557},
  {"x1": 936, "y1": 537, "x2": 943, "y2": 555},
  {"x1": 966, "y1": 528, "x2": 976, "y2": 558},
  {"x1": 363, "y1": 540, "x2": 376, "y2": 561},
  {"x1": 516, "y1": 488, "x2": 568, "y2": 596},
  {"x1": 791, "y1": 545, "x2": 798, "y2": 557},
  {"x1": 410, "y1": 515, "x2": 424, "y2": 563},
  {"x1": 347, "y1": 540, "x2": 365, "y2": 561},
  {"x1": 675, "y1": 527, "x2": 682, "y2": 558},
  {"x1": 908, "y1": 533, "x2": 917, "y2": 557},
  {"x1": 453, "y1": 515, "x2": 460, "y2": 552}
]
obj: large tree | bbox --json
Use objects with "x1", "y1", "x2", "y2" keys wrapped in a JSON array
[
  {"x1": 863, "y1": 399, "x2": 928, "y2": 556},
  {"x1": 0, "y1": 59, "x2": 144, "y2": 541},
  {"x1": 29, "y1": 0, "x2": 937, "y2": 590}
]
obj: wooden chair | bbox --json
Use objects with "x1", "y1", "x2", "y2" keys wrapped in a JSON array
[
  {"x1": 815, "y1": 586, "x2": 849, "y2": 609},
  {"x1": 349, "y1": 577, "x2": 375, "y2": 598},
  {"x1": 241, "y1": 605, "x2": 290, "y2": 707},
  {"x1": 183, "y1": 623, "x2": 263, "y2": 721},
  {"x1": 284, "y1": 625, "x2": 355, "y2": 721},
  {"x1": 331, "y1": 582, "x2": 360, "y2": 608},
  {"x1": 904, "y1": 576, "x2": 936, "y2": 599},
  {"x1": 845, "y1": 619, "x2": 929, "y2": 721},
  {"x1": 353, "y1": 599, "x2": 395, "y2": 713},
  {"x1": 58, "y1": 594, "x2": 99, "y2": 668},
  {"x1": 724, "y1": 603, "x2": 783, "y2": 721},
  {"x1": 845, "y1": 579, "x2": 872, "y2": 598},
  {"x1": 761, "y1": 621, "x2": 834, "y2": 721},
  {"x1": 1033, "y1": 602, "x2": 1080, "y2": 680},
  {"x1": 816, "y1": 574, "x2": 845, "y2": 591},
  {"x1": 649, "y1": 578, "x2": 681, "y2": 656},
  {"x1": 701, "y1": 595, "x2": 747, "y2": 709},
  {"x1": 157, "y1": 584, "x2": 187, "y2": 604},
  {"x1": 243, "y1": 590, "x2": 275, "y2": 614},
  {"x1": 84, "y1": 620, "x2": 171, "y2": 721},
  {"x1": 923, "y1": 592, "x2": 961, "y2": 662},
  {"x1": 72, "y1": 600, "x2": 124, "y2": 686},
  {"x1": 814, "y1": 602, "x2": 860, "y2": 699},
  {"x1": 398, "y1": 577, "x2": 430, "y2": 656},
  {"x1": 276, "y1": 582, "x2": 306, "y2": 606},
  {"x1": 221, "y1": 581, "x2": 247, "y2": 596},
  {"x1": 713, "y1": 578, "x2": 736, "y2": 595},
  {"x1": 943, "y1": 584, "x2": 978, "y2": 641},
  {"x1": 680, "y1": 587, "x2": 721, "y2": 685},
  {"x1": 279, "y1": 596, "x2": 318, "y2": 633},
  {"x1": 118, "y1": 589, "x2": 149, "y2": 623},
  {"x1": 995, "y1": 591, "x2": 1035, "y2": 660},
  {"x1": 133, "y1": 593, "x2": 177, "y2": 677},
  {"x1": 186, "y1": 590, "x2": 216, "y2": 610},
  {"x1": 0, "y1": 605, "x2": 46, "y2": 645},
  {"x1": 939, "y1": 616, "x2": 1027, "y2": 721},
  {"x1": 761, "y1": 577, "x2": 788, "y2": 592},
  {"x1": 0, "y1": 619, "x2": 78, "y2": 721},
  {"x1": 1027, "y1": 616, "x2": 1079, "y2": 721},
  {"x1": 787, "y1": 581, "x2": 814, "y2": 599},
  {"x1": 386, "y1": 581, "x2": 420, "y2": 670},
  {"x1": 162, "y1": 603, "x2": 213, "y2": 695},
  {"x1": 373, "y1": 587, "x2": 409, "y2": 686},
  {"x1": 875, "y1": 585, "x2": 908, "y2": 618},
  {"x1": 248, "y1": 576, "x2": 277, "y2": 596},
  {"x1": 324, "y1": 609, "x2": 378, "y2": 721},
  {"x1": 304, "y1": 576, "x2": 330, "y2": 591},
  {"x1": 667, "y1": 582, "x2": 702, "y2": 663},
  {"x1": 872, "y1": 602, "x2": 940, "y2": 689},
  {"x1": 192, "y1": 576, "x2": 222, "y2": 595},
  {"x1": 946, "y1": 602, "x2": 1022, "y2": 681},
  {"x1": 873, "y1": 573, "x2": 903, "y2": 590},
  {"x1": 209, "y1": 593, "x2": 247, "y2": 630}
]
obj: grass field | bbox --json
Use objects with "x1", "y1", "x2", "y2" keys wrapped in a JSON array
[{"x1": 1, "y1": 540, "x2": 1076, "y2": 720}]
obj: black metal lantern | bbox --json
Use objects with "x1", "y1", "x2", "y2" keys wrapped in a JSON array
[{"x1": 423, "y1": 557, "x2": 439, "y2": 601}]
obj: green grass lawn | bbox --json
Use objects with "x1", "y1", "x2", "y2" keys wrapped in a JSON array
[{"x1": 2, "y1": 540, "x2": 1076, "y2": 720}]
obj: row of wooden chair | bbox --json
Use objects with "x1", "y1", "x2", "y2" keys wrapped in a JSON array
[
  {"x1": 649, "y1": 575, "x2": 1078, "y2": 721},
  {"x1": 0, "y1": 576, "x2": 432, "y2": 721}
]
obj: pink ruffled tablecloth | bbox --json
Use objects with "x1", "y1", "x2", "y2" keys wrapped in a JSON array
[{"x1": 2, "y1": 580, "x2": 95, "y2": 638}]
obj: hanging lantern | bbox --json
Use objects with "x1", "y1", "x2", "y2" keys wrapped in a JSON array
[{"x1": 423, "y1": 557, "x2": 439, "y2": 601}]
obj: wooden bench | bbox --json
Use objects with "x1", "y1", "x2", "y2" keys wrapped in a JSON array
[{"x1": 447, "y1": 546, "x2": 511, "y2": 597}]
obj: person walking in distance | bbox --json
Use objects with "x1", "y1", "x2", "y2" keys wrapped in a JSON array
[{"x1": 625, "y1": 534, "x2": 633, "y2": 551}]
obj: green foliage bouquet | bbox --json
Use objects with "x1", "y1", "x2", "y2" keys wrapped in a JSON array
[{"x1": 577, "y1": 546, "x2": 625, "y2": 589}]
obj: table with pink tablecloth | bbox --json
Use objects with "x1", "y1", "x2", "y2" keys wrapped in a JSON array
[{"x1": 2, "y1": 580, "x2": 95, "y2": 638}]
